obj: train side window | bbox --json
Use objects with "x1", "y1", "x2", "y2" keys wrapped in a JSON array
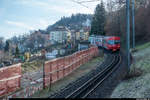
[{"x1": 115, "y1": 40, "x2": 120, "y2": 44}]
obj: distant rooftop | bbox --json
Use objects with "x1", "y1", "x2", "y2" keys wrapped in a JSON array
[{"x1": 50, "y1": 26, "x2": 70, "y2": 32}]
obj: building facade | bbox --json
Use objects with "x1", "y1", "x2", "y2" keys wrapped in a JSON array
[
  {"x1": 49, "y1": 26, "x2": 71, "y2": 44},
  {"x1": 79, "y1": 26, "x2": 90, "y2": 41}
]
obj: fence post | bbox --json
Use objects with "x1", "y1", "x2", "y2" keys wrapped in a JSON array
[
  {"x1": 68, "y1": 57, "x2": 70, "y2": 74},
  {"x1": 49, "y1": 62, "x2": 52, "y2": 89},
  {"x1": 71, "y1": 56, "x2": 73, "y2": 71},
  {"x1": 81, "y1": 52, "x2": 83, "y2": 65},
  {"x1": 42, "y1": 59, "x2": 46, "y2": 89},
  {"x1": 49, "y1": 73, "x2": 52, "y2": 89},
  {"x1": 63, "y1": 57, "x2": 65, "y2": 77},
  {"x1": 56, "y1": 60, "x2": 59, "y2": 80},
  {"x1": 74, "y1": 53, "x2": 77, "y2": 69},
  {"x1": 18, "y1": 77, "x2": 21, "y2": 88},
  {"x1": 67, "y1": 57, "x2": 69, "y2": 74}
]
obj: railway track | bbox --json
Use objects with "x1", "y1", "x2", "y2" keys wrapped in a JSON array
[{"x1": 49, "y1": 53, "x2": 121, "y2": 98}]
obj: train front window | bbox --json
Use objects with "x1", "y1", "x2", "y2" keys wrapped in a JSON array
[
  {"x1": 108, "y1": 40, "x2": 114, "y2": 45},
  {"x1": 108, "y1": 40, "x2": 120, "y2": 45}
]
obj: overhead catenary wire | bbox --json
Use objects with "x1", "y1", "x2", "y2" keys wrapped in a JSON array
[
  {"x1": 70, "y1": 0, "x2": 92, "y2": 10},
  {"x1": 69, "y1": 0, "x2": 100, "y2": 12},
  {"x1": 78, "y1": 0, "x2": 100, "y2": 3}
]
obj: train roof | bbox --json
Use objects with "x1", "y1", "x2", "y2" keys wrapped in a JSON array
[
  {"x1": 89, "y1": 35, "x2": 120, "y2": 40},
  {"x1": 104, "y1": 36, "x2": 120, "y2": 40},
  {"x1": 89, "y1": 35, "x2": 104, "y2": 38}
]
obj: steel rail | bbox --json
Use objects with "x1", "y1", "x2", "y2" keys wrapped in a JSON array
[
  {"x1": 82, "y1": 55, "x2": 121, "y2": 98},
  {"x1": 65, "y1": 55, "x2": 119, "y2": 98},
  {"x1": 49, "y1": 53, "x2": 112, "y2": 98}
]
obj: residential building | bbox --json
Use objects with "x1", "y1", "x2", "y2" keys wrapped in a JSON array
[
  {"x1": 79, "y1": 26, "x2": 90, "y2": 41},
  {"x1": 49, "y1": 26, "x2": 71, "y2": 44},
  {"x1": 0, "y1": 50, "x2": 4, "y2": 61},
  {"x1": 75, "y1": 30, "x2": 80, "y2": 40},
  {"x1": 43, "y1": 34, "x2": 51, "y2": 47}
]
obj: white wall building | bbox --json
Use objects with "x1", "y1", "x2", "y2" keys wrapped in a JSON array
[{"x1": 49, "y1": 26, "x2": 71, "y2": 44}]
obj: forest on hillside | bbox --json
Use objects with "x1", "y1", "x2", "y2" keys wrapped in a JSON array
[
  {"x1": 104, "y1": 0, "x2": 150, "y2": 45},
  {"x1": 47, "y1": 13, "x2": 92, "y2": 32}
]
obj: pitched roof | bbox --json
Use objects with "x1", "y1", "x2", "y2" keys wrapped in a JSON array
[{"x1": 50, "y1": 26, "x2": 70, "y2": 32}]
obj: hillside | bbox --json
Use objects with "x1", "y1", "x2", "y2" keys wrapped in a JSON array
[
  {"x1": 111, "y1": 42, "x2": 150, "y2": 98},
  {"x1": 47, "y1": 13, "x2": 93, "y2": 32}
]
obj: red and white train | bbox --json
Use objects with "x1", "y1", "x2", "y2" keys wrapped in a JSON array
[{"x1": 89, "y1": 35, "x2": 120, "y2": 52}]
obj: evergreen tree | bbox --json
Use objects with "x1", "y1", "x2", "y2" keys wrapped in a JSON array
[
  {"x1": 90, "y1": 0, "x2": 106, "y2": 36},
  {"x1": 4, "y1": 40, "x2": 9, "y2": 52},
  {"x1": 0, "y1": 37, "x2": 4, "y2": 50},
  {"x1": 15, "y1": 46, "x2": 20, "y2": 58}
]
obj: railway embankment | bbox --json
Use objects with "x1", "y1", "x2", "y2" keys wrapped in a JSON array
[{"x1": 111, "y1": 42, "x2": 150, "y2": 98}]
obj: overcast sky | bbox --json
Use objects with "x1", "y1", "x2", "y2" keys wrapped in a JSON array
[{"x1": 0, "y1": 0, "x2": 104, "y2": 39}]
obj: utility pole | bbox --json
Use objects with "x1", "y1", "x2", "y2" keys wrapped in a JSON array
[
  {"x1": 126, "y1": 0, "x2": 130, "y2": 68},
  {"x1": 132, "y1": 0, "x2": 135, "y2": 48}
]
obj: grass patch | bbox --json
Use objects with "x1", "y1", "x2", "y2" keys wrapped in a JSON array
[
  {"x1": 135, "y1": 42, "x2": 150, "y2": 51},
  {"x1": 137, "y1": 58, "x2": 150, "y2": 73},
  {"x1": 21, "y1": 60, "x2": 43, "y2": 73},
  {"x1": 83, "y1": 57, "x2": 103, "y2": 67},
  {"x1": 126, "y1": 41, "x2": 150, "y2": 79},
  {"x1": 125, "y1": 66, "x2": 143, "y2": 80},
  {"x1": 31, "y1": 87, "x2": 52, "y2": 98}
]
